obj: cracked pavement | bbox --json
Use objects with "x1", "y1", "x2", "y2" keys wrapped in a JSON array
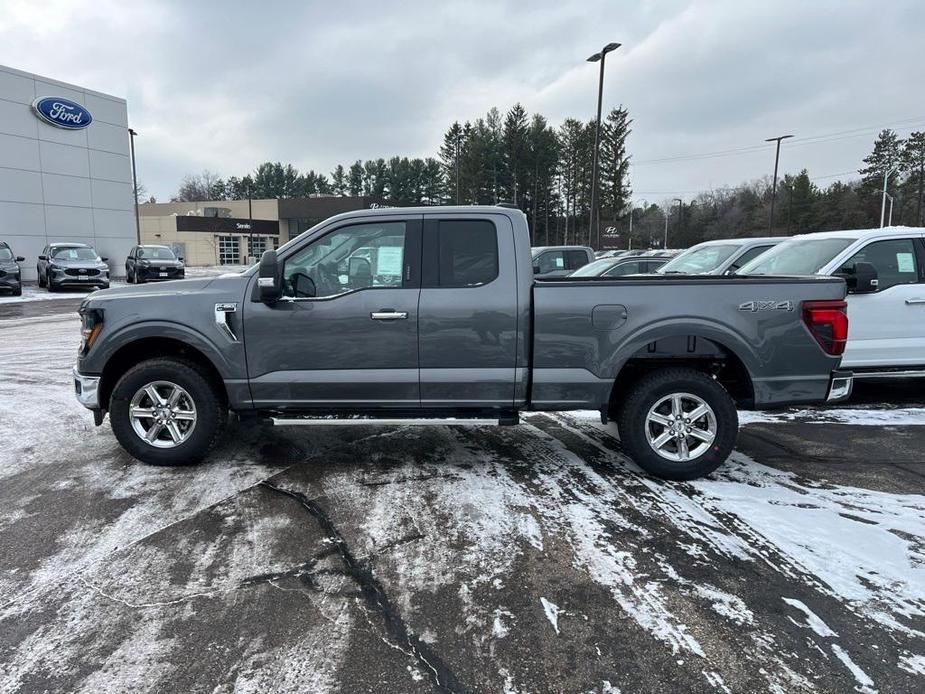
[{"x1": 1, "y1": 301, "x2": 924, "y2": 693}]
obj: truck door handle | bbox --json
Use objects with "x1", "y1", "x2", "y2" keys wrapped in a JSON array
[
  {"x1": 370, "y1": 310, "x2": 408, "y2": 320},
  {"x1": 905, "y1": 298, "x2": 925, "y2": 305}
]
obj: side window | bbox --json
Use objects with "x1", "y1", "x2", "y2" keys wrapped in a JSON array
[
  {"x1": 437, "y1": 220, "x2": 498, "y2": 287},
  {"x1": 606, "y1": 261, "x2": 641, "y2": 276},
  {"x1": 729, "y1": 245, "x2": 771, "y2": 271},
  {"x1": 536, "y1": 251, "x2": 565, "y2": 274},
  {"x1": 837, "y1": 238, "x2": 920, "y2": 291},
  {"x1": 565, "y1": 250, "x2": 589, "y2": 270},
  {"x1": 282, "y1": 221, "x2": 406, "y2": 298}
]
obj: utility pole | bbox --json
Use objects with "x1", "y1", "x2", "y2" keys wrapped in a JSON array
[
  {"x1": 674, "y1": 198, "x2": 683, "y2": 247},
  {"x1": 663, "y1": 207, "x2": 669, "y2": 249},
  {"x1": 247, "y1": 183, "x2": 254, "y2": 264},
  {"x1": 587, "y1": 42, "x2": 621, "y2": 250},
  {"x1": 128, "y1": 128, "x2": 141, "y2": 244},
  {"x1": 765, "y1": 134, "x2": 794, "y2": 233},
  {"x1": 880, "y1": 166, "x2": 896, "y2": 227}
]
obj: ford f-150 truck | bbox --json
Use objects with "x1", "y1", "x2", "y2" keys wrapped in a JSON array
[{"x1": 73, "y1": 206, "x2": 852, "y2": 480}]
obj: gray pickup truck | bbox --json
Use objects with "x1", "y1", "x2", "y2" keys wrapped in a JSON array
[{"x1": 73, "y1": 206, "x2": 852, "y2": 480}]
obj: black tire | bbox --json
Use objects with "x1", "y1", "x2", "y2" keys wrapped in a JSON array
[
  {"x1": 109, "y1": 358, "x2": 226, "y2": 466},
  {"x1": 47, "y1": 274, "x2": 57, "y2": 292},
  {"x1": 12, "y1": 286, "x2": 22, "y2": 297},
  {"x1": 135, "y1": 269, "x2": 145, "y2": 284},
  {"x1": 126, "y1": 268, "x2": 133, "y2": 284},
  {"x1": 616, "y1": 368, "x2": 738, "y2": 481},
  {"x1": 38, "y1": 271, "x2": 45, "y2": 288}
]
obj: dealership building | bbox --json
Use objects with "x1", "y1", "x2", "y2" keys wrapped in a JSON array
[
  {"x1": 0, "y1": 64, "x2": 136, "y2": 280},
  {"x1": 139, "y1": 196, "x2": 376, "y2": 266}
]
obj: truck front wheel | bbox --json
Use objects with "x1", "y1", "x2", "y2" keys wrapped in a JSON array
[
  {"x1": 109, "y1": 358, "x2": 226, "y2": 465},
  {"x1": 616, "y1": 367, "x2": 738, "y2": 481}
]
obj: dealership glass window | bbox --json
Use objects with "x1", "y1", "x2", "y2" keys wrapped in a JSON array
[
  {"x1": 218, "y1": 236, "x2": 240, "y2": 265},
  {"x1": 836, "y1": 238, "x2": 920, "y2": 291},
  {"x1": 437, "y1": 220, "x2": 498, "y2": 287},
  {"x1": 248, "y1": 236, "x2": 267, "y2": 259},
  {"x1": 282, "y1": 222, "x2": 406, "y2": 298}
]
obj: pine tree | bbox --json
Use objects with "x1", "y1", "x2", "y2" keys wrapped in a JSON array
[
  {"x1": 599, "y1": 107, "x2": 632, "y2": 225},
  {"x1": 331, "y1": 165, "x2": 347, "y2": 196},
  {"x1": 439, "y1": 122, "x2": 464, "y2": 204},
  {"x1": 902, "y1": 131, "x2": 925, "y2": 225},
  {"x1": 502, "y1": 104, "x2": 529, "y2": 206},
  {"x1": 348, "y1": 161, "x2": 364, "y2": 197}
]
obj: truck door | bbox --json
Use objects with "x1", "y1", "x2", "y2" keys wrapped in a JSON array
[
  {"x1": 243, "y1": 215, "x2": 422, "y2": 408},
  {"x1": 838, "y1": 235, "x2": 925, "y2": 368},
  {"x1": 418, "y1": 215, "x2": 518, "y2": 408}
]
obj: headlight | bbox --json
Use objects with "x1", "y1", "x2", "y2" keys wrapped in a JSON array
[
  {"x1": 78, "y1": 308, "x2": 104, "y2": 356},
  {"x1": 139, "y1": 260, "x2": 150, "y2": 266}
]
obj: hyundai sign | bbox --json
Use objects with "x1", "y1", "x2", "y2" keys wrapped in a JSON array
[{"x1": 31, "y1": 97, "x2": 92, "y2": 130}]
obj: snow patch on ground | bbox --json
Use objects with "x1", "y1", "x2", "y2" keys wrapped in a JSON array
[
  {"x1": 739, "y1": 407, "x2": 925, "y2": 426},
  {"x1": 783, "y1": 597, "x2": 838, "y2": 637},
  {"x1": 540, "y1": 597, "x2": 560, "y2": 634},
  {"x1": 831, "y1": 643, "x2": 877, "y2": 693},
  {"x1": 898, "y1": 652, "x2": 925, "y2": 676}
]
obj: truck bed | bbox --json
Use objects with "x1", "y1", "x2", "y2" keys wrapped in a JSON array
[{"x1": 529, "y1": 274, "x2": 846, "y2": 410}]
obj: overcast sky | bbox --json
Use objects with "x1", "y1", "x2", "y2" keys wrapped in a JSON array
[{"x1": 3, "y1": 0, "x2": 923, "y2": 204}]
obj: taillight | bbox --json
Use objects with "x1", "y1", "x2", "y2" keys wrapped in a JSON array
[{"x1": 802, "y1": 300, "x2": 848, "y2": 356}]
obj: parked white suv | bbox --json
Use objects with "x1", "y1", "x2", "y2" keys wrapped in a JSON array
[{"x1": 739, "y1": 226, "x2": 925, "y2": 378}]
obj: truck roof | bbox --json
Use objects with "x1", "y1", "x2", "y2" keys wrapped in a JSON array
[{"x1": 787, "y1": 225, "x2": 925, "y2": 241}]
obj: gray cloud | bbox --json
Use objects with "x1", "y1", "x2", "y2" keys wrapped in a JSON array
[{"x1": 3, "y1": 0, "x2": 922, "y2": 203}]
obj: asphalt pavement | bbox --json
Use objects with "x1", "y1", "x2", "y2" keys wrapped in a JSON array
[{"x1": 1, "y1": 299, "x2": 923, "y2": 693}]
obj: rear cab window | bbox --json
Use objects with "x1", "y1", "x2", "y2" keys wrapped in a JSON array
[{"x1": 436, "y1": 220, "x2": 498, "y2": 287}]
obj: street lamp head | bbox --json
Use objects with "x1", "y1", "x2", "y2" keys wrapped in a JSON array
[
  {"x1": 602, "y1": 42, "x2": 622, "y2": 54},
  {"x1": 128, "y1": 128, "x2": 138, "y2": 136},
  {"x1": 765, "y1": 134, "x2": 794, "y2": 143},
  {"x1": 587, "y1": 52, "x2": 602, "y2": 62}
]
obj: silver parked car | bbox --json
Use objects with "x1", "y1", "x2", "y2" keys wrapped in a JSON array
[{"x1": 656, "y1": 237, "x2": 783, "y2": 276}]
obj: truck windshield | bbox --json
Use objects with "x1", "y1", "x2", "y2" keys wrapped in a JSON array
[
  {"x1": 738, "y1": 237, "x2": 854, "y2": 275},
  {"x1": 657, "y1": 244, "x2": 739, "y2": 274},
  {"x1": 0, "y1": 248, "x2": 12, "y2": 261},
  {"x1": 570, "y1": 258, "x2": 615, "y2": 277}
]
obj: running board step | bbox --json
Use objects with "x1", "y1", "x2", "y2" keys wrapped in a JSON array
[{"x1": 272, "y1": 417, "x2": 517, "y2": 427}]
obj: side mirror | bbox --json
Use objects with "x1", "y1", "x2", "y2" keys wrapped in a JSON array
[
  {"x1": 39, "y1": 255, "x2": 48, "y2": 261},
  {"x1": 839, "y1": 261, "x2": 879, "y2": 294},
  {"x1": 291, "y1": 272, "x2": 316, "y2": 298},
  {"x1": 15, "y1": 256, "x2": 24, "y2": 262},
  {"x1": 101, "y1": 257, "x2": 109, "y2": 262},
  {"x1": 257, "y1": 249, "x2": 282, "y2": 303},
  {"x1": 178, "y1": 257, "x2": 185, "y2": 262}
]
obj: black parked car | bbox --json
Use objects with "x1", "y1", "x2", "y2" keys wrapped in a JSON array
[
  {"x1": 37, "y1": 243, "x2": 110, "y2": 292},
  {"x1": 125, "y1": 245, "x2": 185, "y2": 284},
  {"x1": 0, "y1": 241, "x2": 25, "y2": 296}
]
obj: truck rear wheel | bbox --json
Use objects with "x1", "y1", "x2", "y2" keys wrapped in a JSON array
[
  {"x1": 616, "y1": 367, "x2": 738, "y2": 481},
  {"x1": 109, "y1": 358, "x2": 226, "y2": 466}
]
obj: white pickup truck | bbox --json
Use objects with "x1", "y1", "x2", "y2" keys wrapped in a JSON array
[{"x1": 740, "y1": 226, "x2": 925, "y2": 379}]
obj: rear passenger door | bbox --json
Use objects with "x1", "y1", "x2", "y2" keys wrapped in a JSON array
[{"x1": 418, "y1": 216, "x2": 518, "y2": 408}]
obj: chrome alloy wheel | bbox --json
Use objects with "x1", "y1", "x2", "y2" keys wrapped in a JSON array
[
  {"x1": 129, "y1": 381, "x2": 197, "y2": 448},
  {"x1": 644, "y1": 392, "x2": 717, "y2": 462}
]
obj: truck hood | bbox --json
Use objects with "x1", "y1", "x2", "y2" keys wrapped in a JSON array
[{"x1": 82, "y1": 275, "x2": 252, "y2": 306}]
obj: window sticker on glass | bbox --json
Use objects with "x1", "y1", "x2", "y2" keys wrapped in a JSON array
[
  {"x1": 377, "y1": 246, "x2": 403, "y2": 276},
  {"x1": 555, "y1": 257, "x2": 564, "y2": 268},
  {"x1": 897, "y1": 252, "x2": 915, "y2": 273}
]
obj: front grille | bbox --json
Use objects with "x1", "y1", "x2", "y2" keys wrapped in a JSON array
[
  {"x1": 64, "y1": 268, "x2": 100, "y2": 277},
  {"x1": 0, "y1": 270, "x2": 6, "y2": 279}
]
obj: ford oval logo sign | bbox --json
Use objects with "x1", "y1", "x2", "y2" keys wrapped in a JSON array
[{"x1": 31, "y1": 97, "x2": 93, "y2": 130}]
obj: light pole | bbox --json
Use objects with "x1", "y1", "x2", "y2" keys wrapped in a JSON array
[
  {"x1": 765, "y1": 134, "x2": 793, "y2": 233},
  {"x1": 587, "y1": 41, "x2": 621, "y2": 250},
  {"x1": 128, "y1": 128, "x2": 141, "y2": 244},
  {"x1": 885, "y1": 192, "x2": 895, "y2": 227},
  {"x1": 673, "y1": 198, "x2": 683, "y2": 247},
  {"x1": 880, "y1": 166, "x2": 897, "y2": 228},
  {"x1": 247, "y1": 182, "x2": 254, "y2": 264}
]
